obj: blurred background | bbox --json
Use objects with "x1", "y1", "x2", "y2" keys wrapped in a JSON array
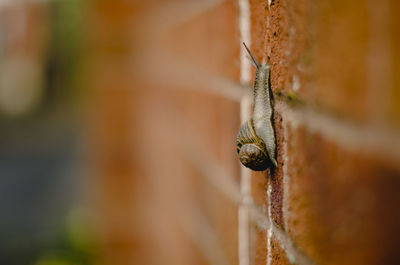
[
  {"x1": 0, "y1": 1, "x2": 94, "y2": 265},
  {"x1": 0, "y1": 1, "x2": 241, "y2": 265},
  {"x1": 1, "y1": 0, "x2": 400, "y2": 265}
]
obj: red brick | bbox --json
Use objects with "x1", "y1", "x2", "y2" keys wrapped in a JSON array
[
  {"x1": 308, "y1": 0, "x2": 400, "y2": 127},
  {"x1": 285, "y1": 122, "x2": 400, "y2": 265},
  {"x1": 250, "y1": 1, "x2": 400, "y2": 265},
  {"x1": 251, "y1": 170, "x2": 268, "y2": 208},
  {"x1": 267, "y1": 0, "x2": 290, "y2": 93},
  {"x1": 251, "y1": 223, "x2": 268, "y2": 265},
  {"x1": 263, "y1": 0, "x2": 400, "y2": 125},
  {"x1": 266, "y1": 0, "x2": 369, "y2": 120},
  {"x1": 249, "y1": 0, "x2": 268, "y2": 67},
  {"x1": 311, "y1": 0, "x2": 369, "y2": 121},
  {"x1": 270, "y1": 237, "x2": 290, "y2": 265},
  {"x1": 256, "y1": 0, "x2": 311, "y2": 98},
  {"x1": 85, "y1": 0, "x2": 242, "y2": 264},
  {"x1": 268, "y1": 110, "x2": 286, "y2": 228},
  {"x1": 163, "y1": 0, "x2": 240, "y2": 82},
  {"x1": 389, "y1": 0, "x2": 400, "y2": 127}
]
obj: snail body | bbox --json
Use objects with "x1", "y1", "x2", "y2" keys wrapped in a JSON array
[{"x1": 236, "y1": 43, "x2": 277, "y2": 171}]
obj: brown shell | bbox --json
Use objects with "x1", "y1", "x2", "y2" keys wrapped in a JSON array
[{"x1": 236, "y1": 119, "x2": 271, "y2": 171}]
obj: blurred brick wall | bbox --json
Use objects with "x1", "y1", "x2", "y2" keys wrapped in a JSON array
[
  {"x1": 83, "y1": 0, "x2": 400, "y2": 265},
  {"x1": 85, "y1": 1, "x2": 241, "y2": 265}
]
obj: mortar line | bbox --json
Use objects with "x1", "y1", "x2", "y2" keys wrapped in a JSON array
[
  {"x1": 165, "y1": 108, "x2": 317, "y2": 265},
  {"x1": 238, "y1": 0, "x2": 252, "y2": 264},
  {"x1": 270, "y1": 221, "x2": 317, "y2": 265},
  {"x1": 266, "y1": 184, "x2": 273, "y2": 265},
  {"x1": 145, "y1": 0, "x2": 224, "y2": 39},
  {"x1": 143, "y1": 48, "x2": 251, "y2": 102},
  {"x1": 249, "y1": 204, "x2": 317, "y2": 265},
  {"x1": 181, "y1": 208, "x2": 231, "y2": 265},
  {"x1": 265, "y1": 3, "x2": 273, "y2": 264},
  {"x1": 275, "y1": 100, "x2": 400, "y2": 164}
]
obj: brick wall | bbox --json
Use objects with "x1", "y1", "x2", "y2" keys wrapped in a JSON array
[
  {"x1": 85, "y1": 1, "x2": 241, "y2": 265},
  {"x1": 1, "y1": 0, "x2": 397, "y2": 264},
  {"x1": 243, "y1": 0, "x2": 400, "y2": 265},
  {"x1": 84, "y1": 0, "x2": 400, "y2": 265}
]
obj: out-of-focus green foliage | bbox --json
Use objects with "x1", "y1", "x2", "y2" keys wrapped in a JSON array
[
  {"x1": 46, "y1": 0, "x2": 84, "y2": 107},
  {"x1": 33, "y1": 210, "x2": 97, "y2": 265}
]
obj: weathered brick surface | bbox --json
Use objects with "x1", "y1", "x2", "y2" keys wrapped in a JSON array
[
  {"x1": 266, "y1": 0, "x2": 370, "y2": 119},
  {"x1": 270, "y1": 237, "x2": 290, "y2": 265},
  {"x1": 267, "y1": 0, "x2": 290, "y2": 93},
  {"x1": 268, "y1": 111, "x2": 285, "y2": 228},
  {"x1": 243, "y1": 1, "x2": 400, "y2": 264},
  {"x1": 285, "y1": 122, "x2": 400, "y2": 265},
  {"x1": 264, "y1": 0, "x2": 311, "y2": 97},
  {"x1": 248, "y1": 0, "x2": 268, "y2": 64},
  {"x1": 264, "y1": 0, "x2": 400, "y2": 127}
]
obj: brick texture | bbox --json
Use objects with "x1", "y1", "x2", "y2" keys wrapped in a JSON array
[
  {"x1": 286, "y1": 122, "x2": 400, "y2": 265},
  {"x1": 80, "y1": 0, "x2": 400, "y2": 264},
  {"x1": 85, "y1": 1, "x2": 241, "y2": 265},
  {"x1": 5, "y1": 0, "x2": 400, "y2": 264},
  {"x1": 249, "y1": 0, "x2": 400, "y2": 265}
]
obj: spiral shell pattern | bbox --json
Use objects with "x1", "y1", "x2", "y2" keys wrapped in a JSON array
[{"x1": 236, "y1": 119, "x2": 271, "y2": 171}]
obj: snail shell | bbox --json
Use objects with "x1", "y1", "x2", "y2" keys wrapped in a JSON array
[{"x1": 236, "y1": 119, "x2": 272, "y2": 171}]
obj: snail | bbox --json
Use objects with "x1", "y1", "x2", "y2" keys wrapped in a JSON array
[{"x1": 236, "y1": 43, "x2": 277, "y2": 171}]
